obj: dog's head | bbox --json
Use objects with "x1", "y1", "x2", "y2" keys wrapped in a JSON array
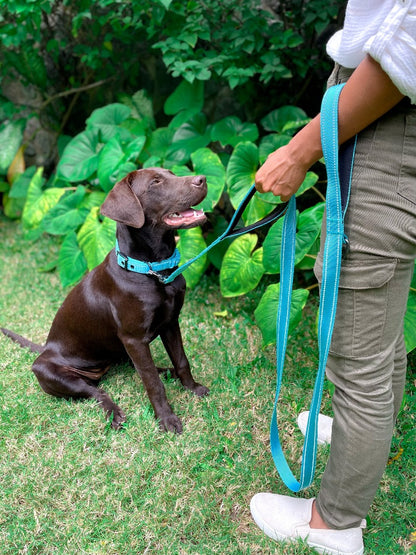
[{"x1": 100, "y1": 168, "x2": 207, "y2": 229}]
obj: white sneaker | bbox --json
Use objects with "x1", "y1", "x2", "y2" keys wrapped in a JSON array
[
  {"x1": 297, "y1": 411, "x2": 333, "y2": 445},
  {"x1": 250, "y1": 493, "x2": 365, "y2": 555}
]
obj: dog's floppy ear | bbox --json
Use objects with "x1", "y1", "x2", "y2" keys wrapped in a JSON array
[{"x1": 100, "y1": 173, "x2": 145, "y2": 228}]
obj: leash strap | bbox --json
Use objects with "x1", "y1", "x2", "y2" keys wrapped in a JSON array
[
  {"x1": 270, "y1": 83, "x2": 354, "y2": 491},
  {"x1": 162, "y1": 187, "x2": 288, "y2": 284}
]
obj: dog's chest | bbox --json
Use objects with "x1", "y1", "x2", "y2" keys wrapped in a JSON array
[{"x1": 137, "y1": 280, "x2": 184, "y2": 333}]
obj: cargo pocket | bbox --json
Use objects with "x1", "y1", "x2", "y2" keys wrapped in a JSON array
[
  {"x1": 314, "y1": 257, "x2": 397, "y2": 358},
  {"x1": 398, "y1": 110, "x2": 416, "y2": 205}
]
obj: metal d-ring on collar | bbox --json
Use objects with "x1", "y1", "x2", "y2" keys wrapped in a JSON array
[{"x1": 115, "y1": 240, "x2": 181, "y2": 280}]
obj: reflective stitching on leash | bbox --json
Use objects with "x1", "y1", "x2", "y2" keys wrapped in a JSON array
[{"x1": 270, "y1": 83, "x2": 352, "y2": 491}]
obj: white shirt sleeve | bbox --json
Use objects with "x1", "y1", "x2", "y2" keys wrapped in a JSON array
[
  {"x1": 364, "y1": 0, "x2": 416, "y2": 102},
  {"x1": 327, "y1": 0, "x2": 395, "y2": 69}
]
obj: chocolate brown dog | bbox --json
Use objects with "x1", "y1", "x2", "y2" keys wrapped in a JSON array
[{"x1": 2, "y1": 168, "x2": 209, "y2": 432}]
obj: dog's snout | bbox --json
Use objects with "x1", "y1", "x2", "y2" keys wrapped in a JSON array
[{"x1": 192, "y1": 175, "x2": 206, "y2": 188}]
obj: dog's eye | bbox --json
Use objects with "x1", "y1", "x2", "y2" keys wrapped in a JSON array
[{"x1": 152, "y1": 176, "x2": 163, "y2": 185}]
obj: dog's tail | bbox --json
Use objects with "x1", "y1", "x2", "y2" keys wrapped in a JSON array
[{"x1": 1, "y1": 328, "x2": 43, "y2": 353}]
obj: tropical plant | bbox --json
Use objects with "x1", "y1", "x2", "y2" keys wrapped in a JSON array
[{"x1": 2, "y1": 78, "x2": 415, "y2": 353}]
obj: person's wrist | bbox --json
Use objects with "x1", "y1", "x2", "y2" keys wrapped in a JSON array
[{"x1": 286, "y1": 117, "x2": 323, "y2": 170}]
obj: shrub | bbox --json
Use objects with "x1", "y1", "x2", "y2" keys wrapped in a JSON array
[{"x1": 2, "y1": 81, "x2": 415, "y2": 352}]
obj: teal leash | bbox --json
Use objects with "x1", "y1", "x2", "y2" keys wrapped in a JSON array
[
  {"x1": 269, "y1": 83, "x2": 356, "y2": 491},
  {"x1": 124, "y1": 82, "x2": 353, "y2": 494},
  {"x1": 162, "y1": 187, "x2": 288, "y2": 284}
]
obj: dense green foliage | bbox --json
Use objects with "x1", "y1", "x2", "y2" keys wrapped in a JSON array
[
  {"x1": 0, "y1": 0, "x2": 415, "y2": 351},
  {"x1": 0, "y1": 0, "x2": 341, "y2": 123}
]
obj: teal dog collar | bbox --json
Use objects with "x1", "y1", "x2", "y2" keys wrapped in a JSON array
[{"x1": 116, "y1": 240, "x2": 180, "y2": 280}]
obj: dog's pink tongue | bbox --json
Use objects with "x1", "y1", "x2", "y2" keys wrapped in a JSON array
[{"x1": 164, "y1": 209, "x2": 205, "y2": 227}]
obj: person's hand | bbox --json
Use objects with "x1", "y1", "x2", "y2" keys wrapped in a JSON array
[{"x1": 255, "y1": 144, "x2": 309, "y2": 202}]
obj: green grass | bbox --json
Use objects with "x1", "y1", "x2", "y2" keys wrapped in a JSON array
[{"x1": 0, "y1": 214, "x2": 415, "y2": 554}]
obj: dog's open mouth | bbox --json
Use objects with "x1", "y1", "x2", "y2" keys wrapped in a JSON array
[{"x1": 163, "y1": 208, "x2": 206, "y2": 228}]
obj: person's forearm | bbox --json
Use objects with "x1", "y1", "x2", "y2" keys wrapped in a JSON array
[
  {"x1": 290, "y1": 55, "x2": 405, "y2": 169},
  {"x1": 255, "y1": 55, "x2": 405, "y2": 199}
]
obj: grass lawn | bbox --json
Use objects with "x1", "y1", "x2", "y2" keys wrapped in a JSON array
[{"x1": 0, "y1": 214, "x2": 415, "y2": 554}]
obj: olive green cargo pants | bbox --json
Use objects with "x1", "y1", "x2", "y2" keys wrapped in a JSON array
[{"x1": 314, "y1": 65, "x2": 416, "y2": 529}]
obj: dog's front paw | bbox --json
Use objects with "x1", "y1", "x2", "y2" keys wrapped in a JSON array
[
  {"x1": 159, "y1": 413, "x2": 183, "y2": 434},
  {"x1": 111, "y1": 407, "x2": 127, "y2": 430},
  {"x1": 191, "y1": 383, "x2": 210, "y2": 397}
]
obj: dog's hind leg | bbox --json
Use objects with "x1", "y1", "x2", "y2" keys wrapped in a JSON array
[{"x1": 32, "y1": 358, "x2": 126, "y2": 429}]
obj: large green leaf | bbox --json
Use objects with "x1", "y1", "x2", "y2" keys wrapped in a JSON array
[
  {"x1": 259, "y1": 133, "x2": 292, "y2": 163},
  {"x1": 177, "y1": 227, "x2": 208, "y2": 288},
  {"x1": 0, "y1": 180, "x2": 9, "y2": 193},
  {"x1": 220, "y1": 234, "x2": 264, "y2": 297},
  {"x1": 240, "y1": 192, "x2": 279, "y2": 227},
  {"x1": 3, "y1": 194, "x2": 25, "y2": 219},
  {"x1": 298, "y1": 202, "x2": 325, "y2": 228},
  {"x1": 86, "y1": 103, "x2": 132, "y2": 142},
  {"x1": 97, "y1": 136, "x2": 144, "y2": 192},
  {"x1": 227, "y1": 141, "x2": 280, "y2": 226},
  {"x1": 295, "y1": 202, "x2": 325, "y2": 265},
  {"x1": 263, "y1": 202, "x2": 325, "y2": 273},
  {"x1": 124, "y1": 135, "x2": 146, "y2": 161},
  {"x1": 120, "y1": 89, "x2": 155, "y2": 132},
  {"x1": 261, "y1": 106, "x2": 309, "y2": 134},
  {"x1": 164, "y1": 79, "x2": 204, "y2": 115},
  {"x1": 205, "y1": 216, "x2": 233, "y2": 270},
  {"x1": 191, "y1": 148, "x2": 225, "y2": 212},
  {"x1": 210, "y1": 116, "x2": 258, "y2": 148},
  {"x1": 411, "y1": 261, "x2": 416, "y2": 289},
  {"x1": 8, "y1": 166, "x2": 37, "y2": 199},
  {"x1": 22, "y1": 168, "x2": 65, "y2": 230},
  {"x1": 226, "y1": 142, "x2": 259, "y2": 209},
  {"x1": 168, "y1": 108, "x2": 201, "y2": 130},
  {"x1": 77, "y1": 208, "x2": 116, "y2": 270},
  {"x1": 167, "y1": 113, "x2": 211, "y2": 163},
  {"x1": 169, "y1": 165, "x2": 193, "y2": 177},
  {"x1": 296, "y1": 171, "x2": 319, "y2": 197},
  {"x1": 255, "y1": 283, "x2": 310, "y2": 346},
  {"x1": 145, "y1": 127, "x2": 175, "y2": 161},
  {"x1": 0, "y1": 120, "x2": 25, "y2": 173},
  {"x1": 57, "y1": 129, "x2": 102, "y2": 182},
  {"x1": 97, "y1": 137, "x2": 125, "y2": 191},
  {"x1": 79, "y1": 191, "x2": 107, "y2": 212},
  {"x1": 262, "y1": 216, "x2": 285, "y2": 274},
  {"x1": 296, "y1": 238, "x2": 321, "y2": 270},
  {"x1": 404, "y1": 290, "x2": 416, "y2": 353},
  {"x1": 42, "y1": 187, "x2": 89, "y2": 235},
  {"x1": 58, "y1": 231, "x2": 88, "y2": 287}
]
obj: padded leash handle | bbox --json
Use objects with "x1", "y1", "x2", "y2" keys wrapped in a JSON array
[
  {"x1": 269, "y1": 83, "x2": 350, "y2": 491},
  {"x1": 163, "y1": 186, "x2": 288, "y2": 284},
  {"x1": 224, "y1": 187, "x2": 289, "y2": 239}
]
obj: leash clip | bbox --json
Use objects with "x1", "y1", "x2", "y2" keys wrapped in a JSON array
[
  {"x1": 342, "y1": 235, "x2": 350, "y2": 260},
  {"x1": 147, "y1": 264, "x2": 168, "y2": 284}
]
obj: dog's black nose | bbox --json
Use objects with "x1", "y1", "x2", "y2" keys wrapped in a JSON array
[{"x1": 192, "y1": 175, "x2": 206, "y2": 188}]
